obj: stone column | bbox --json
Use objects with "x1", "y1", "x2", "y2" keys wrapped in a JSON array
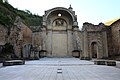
[
  {"x1": 83, "y1": 29, "x2": 89, "y2": 59},
  {"x1": 72, "y1": 27, "x2": 81, "y2": 58},
  {"x1": 30, "y1": 50, "x2": 34, "y2": 60},
  {"x1": 97, "y1": 41, "x2": 103, "y2": 59},
  {"x1": 73, "y1": 27, "x2": 79, "y2": 50},
  {"x1": 47, "y1": 30, "x2": 52, "y2": 56},
  {"x1": 42, "y1": 15, "x2": 47, "y2": 51},
  {"x1": 102, "y1": 31, "x2": 108, "y2": 58},
  {"x1": 34, "y1": 51, "x2": 39, "y2": 60},
  {"x1": 67, "y1": 29, "x2": 73, "y2": 56},
  {"x1": 72, "y1": 22, "x2": 79, "y2": 50},
  {"x1": 26, "y1": 45, "x2": 29, "y2": 58},
  {"x1": 41, "y1": 27, "x2": 47, "y2": 51},
  {"x1": 32, "y1": 33, "x2": 35, "y2": 47}
]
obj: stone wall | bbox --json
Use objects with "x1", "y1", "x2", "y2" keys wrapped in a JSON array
[
  {"x1": 81, "y1": 22, "x2": 108, "y2": 59},
  {"x1": 0, "y1": 24, "x2": 8, "y2": 45},
  {"x1": 0, "y1": 24, "x2": 8, "y2": 56},
  {"x1": 110, "y1": 20, "x2": 120, "y2": 57},
  {"x1": 105, "y1": 26, "x2": 113, "y2": 56},
  {"x1": 8, "y1": 16, "x2": 32, "y2": 59},
  {"x1": 21, "y1": 23, "x2": 32, "y2": 45}
]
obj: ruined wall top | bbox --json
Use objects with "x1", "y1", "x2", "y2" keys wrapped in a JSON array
[{"x1": 82, "y1": 22, "x2": 105, "y2": 32}]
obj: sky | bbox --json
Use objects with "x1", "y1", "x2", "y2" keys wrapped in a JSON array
[{"x1": 8, "y1": 0, "x2": 120, "y2": 29}]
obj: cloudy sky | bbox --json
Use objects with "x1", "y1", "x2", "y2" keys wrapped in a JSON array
[{"x1": 8, "y1": 0, "x2": 120, "y2": 29}]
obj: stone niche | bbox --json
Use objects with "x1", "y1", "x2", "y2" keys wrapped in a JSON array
[
  {"x1": 40, "y1": 50, "x2": 47, "y2": 57},
  {"x1": 72, "y1": 50, "x2": 80, "y2": 58}
]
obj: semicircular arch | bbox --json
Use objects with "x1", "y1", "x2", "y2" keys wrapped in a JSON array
[{"x1": 45, "y1": 7, "x2": 75, "y2": 22}]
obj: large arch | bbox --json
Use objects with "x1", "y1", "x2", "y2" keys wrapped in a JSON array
[{"x1": 44, "y1": 7, "x2": 76, "y2": 23}]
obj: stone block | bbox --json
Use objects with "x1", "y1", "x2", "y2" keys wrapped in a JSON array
[
  {"x1": 94, "y1": 60, "x2": 116, "y2": 66},
  {"x1": 83, "y1": 57, "x2": 91, "y2": 60},
  {"x1": 106, "y1": 60, "x2": 116, "y2": 66},
  {"x1": 94, "y1": 60, "x2": 106, "y2": 65},
  {"x1": 3, "y1": 60, "x2": 25, "y2": 66}
]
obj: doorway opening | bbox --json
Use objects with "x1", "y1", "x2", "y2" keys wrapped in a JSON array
[{"x1": 91, "y1": 42, "x2": 98, "y2": 58}]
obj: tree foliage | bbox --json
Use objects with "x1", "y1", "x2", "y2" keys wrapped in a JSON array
[{"x1": 0, "y1": 0, "x2": 42, "y2": 27}]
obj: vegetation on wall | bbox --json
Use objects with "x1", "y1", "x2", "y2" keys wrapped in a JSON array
[
  {"x1": 0, "y1": 0, "x2": 42, "y2": 27},
  {"x1": 0, "y1": 0, "x2": 42, "y2": 59},
  {"x1": 0, "y1": 0, "x2": 16, "y2": 26},
  {"x1": 16, "y1": 10, "x2": 42, "y2": 26}
]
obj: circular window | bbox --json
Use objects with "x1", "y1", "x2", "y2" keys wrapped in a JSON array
[{"x1": 58, "y1": 13, "x2": 62, "y2": 17}]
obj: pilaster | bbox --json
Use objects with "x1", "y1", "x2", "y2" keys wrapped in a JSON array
[
  {"x1": 83, "y1": 29, "x2": 89, "y2": 59},
  {"x1": 67, "y1": 29, "x2": 73, "y2": 56},
  {"x1": 46, "y1": 30, "x2": 52, "y2": 56},
  {"x1": 102, "y1": 31, "x2": 108, "y2": 58},
  {"x1": 41, "y1": 27, "x2": 47, "y2": 51}
]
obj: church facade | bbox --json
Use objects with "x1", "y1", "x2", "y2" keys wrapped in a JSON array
[
  {"x1": 32, "y1": 6, "x2": 109, "y2": 59},
  {"x1": 41, "y1": 7, "x2": 79, "y2": 57}
]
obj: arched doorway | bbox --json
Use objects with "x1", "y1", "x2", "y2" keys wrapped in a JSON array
[{"x1": 91, "y1": 42, "x2": 98, "y2": 58}]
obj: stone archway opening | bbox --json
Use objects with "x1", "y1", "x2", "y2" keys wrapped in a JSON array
[{"x1": 91, "y1": 42, "x2": 98, "y2": 58}]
